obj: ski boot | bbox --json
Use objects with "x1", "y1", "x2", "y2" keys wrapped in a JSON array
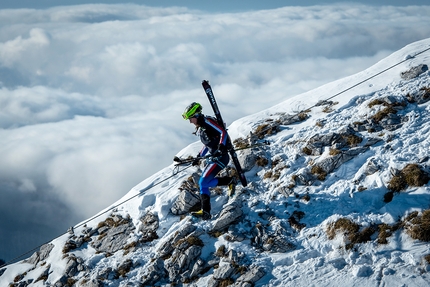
[{"x1": 191, "y1": 194, "x2": 211, "y2": 220}]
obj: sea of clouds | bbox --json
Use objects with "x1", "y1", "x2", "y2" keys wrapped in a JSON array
[{"x1": 1, "y1": 3, "x2": 430, "y2": 262}]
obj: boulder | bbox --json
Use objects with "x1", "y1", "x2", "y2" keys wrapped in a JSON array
[
  {"x1": 170, "y1": 188, "x2": 201, "y2": 215},
  {"x1": 157, "y1": 221, "x2": 197, "y2": 258},
  {"x1": 25, "y1": 243, "x2": 54, "y2": 265},
  {"x1": 317, "y1": 147, "x2": 368, "y2": 174},
  {"x1": 211, "y1": 200, "x2": 243, "y2": 233}
]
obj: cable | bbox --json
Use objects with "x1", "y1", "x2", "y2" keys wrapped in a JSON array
[
  {"x1": 323, "y1": 45, "x2": 430, "y2": 103},
  {"x1": 2, "y1": 45, "x2": 429, "y2": 269},
  {"x1": 254, "y1": 45, "x2": 430, "y2": 138},
  {"x1": 0, "y1": 163, "x2": 194, "y2": 269}
]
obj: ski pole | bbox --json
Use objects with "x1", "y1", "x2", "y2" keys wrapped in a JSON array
[{"x1": 173, "y1": 141, "x2": 269, "y2": 165}]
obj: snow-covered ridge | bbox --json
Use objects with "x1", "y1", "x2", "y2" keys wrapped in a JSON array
[{"x1": 1, "y1": 39, "x2": 430, "y2": 287}]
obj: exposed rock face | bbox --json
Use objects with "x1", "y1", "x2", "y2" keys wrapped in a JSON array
[
  {"x1": 211, "y1": 200, "x2": 243, "y2": 233},
  {"x1": 91, "y1": 215, "x2": 135, "y2": 254},
  {"x1": 8, "y1": 67, "x2": 430, "y2": 287},
  {"x1": 164, "y1": 234, "x2": 204, "y2": 282}
]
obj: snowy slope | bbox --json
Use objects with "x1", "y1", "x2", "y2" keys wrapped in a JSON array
[{"x1": 1, "y1": 39, "x2": 430, "y2": 287}]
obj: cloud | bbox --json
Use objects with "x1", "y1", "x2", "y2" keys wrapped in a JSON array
[{"x1": 1, "y1": 3, "x2": 430, "y2": 261}]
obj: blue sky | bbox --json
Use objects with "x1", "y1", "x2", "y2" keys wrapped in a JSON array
[
  {"x1": 1, "y1": 1, "x2": 430, "y2": 263},
  {"x1": 1, "y1": 0, "x2": 430, "y2": 10}
]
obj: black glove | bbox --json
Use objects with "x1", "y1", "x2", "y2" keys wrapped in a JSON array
[
  {"x1": 192, "y1": 154, "x2": 200, "y2": 166},
  {"x1": 213, "y1": 144, "x2": 226, "y2": 157}
]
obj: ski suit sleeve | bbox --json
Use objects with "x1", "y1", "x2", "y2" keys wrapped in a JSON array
[
  {"x1": 199, "y1": 146, "x2": 209, "y2": 157},
  {"x1": 206, "y1": 118, "x2": 228, "y2": 147}
]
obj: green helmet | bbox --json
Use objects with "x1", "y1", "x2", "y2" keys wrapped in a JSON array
[{"x1": 182, "y1": 102, "x2": 202, "y2": 120}]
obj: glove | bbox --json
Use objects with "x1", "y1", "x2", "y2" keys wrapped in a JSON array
[
  {"x1": 192, "y1": 153, "x2": 200, "y2": 166},
  {"x1": 213, "y1": 144, "x2": 226, "y2": 157}
]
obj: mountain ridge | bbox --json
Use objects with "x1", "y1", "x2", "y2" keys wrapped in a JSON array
[{"x1": 1, "y1": 38, "x2": 430, "y2": 287}]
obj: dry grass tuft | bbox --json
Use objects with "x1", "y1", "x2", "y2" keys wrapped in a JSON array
[
  {"x1": 311, "y1": 165, "x2": 327, "y2": 181},
  {"x1": 326, "y1": 218, "x2": 377, "y2": 250},
  {"x1": 388, "y1": 163, "x2": 430, "y2": 192},
  {"x1": 405, "y1": 210, "x2": 430, "y2": 242}
]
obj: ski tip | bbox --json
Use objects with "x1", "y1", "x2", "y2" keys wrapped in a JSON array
[{"x1": 202, "y1": 80, "x2": 210, "y2": 88}]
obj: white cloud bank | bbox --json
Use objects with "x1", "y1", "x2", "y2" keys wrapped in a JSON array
[{"x1": 1, "y1": 3, "x2": 430, "y2": 261}]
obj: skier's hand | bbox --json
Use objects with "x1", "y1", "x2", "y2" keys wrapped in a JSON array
[
  {"x1": 213, "y1": 144, "x2": 226, "y2": 157},
  {"x1": 218, "y1": 144, "x2": 227, "y2": 154},
  {"x1": 212, "y1": 149, "x2": 222, "y2": 157},
  {"x1": 192, "y1": 154, "x2": 200, "y2": 166}
]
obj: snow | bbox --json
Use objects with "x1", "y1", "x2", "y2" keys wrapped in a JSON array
[{"x1": 1, "y1": 39, "x2": 430, "y2": 286}]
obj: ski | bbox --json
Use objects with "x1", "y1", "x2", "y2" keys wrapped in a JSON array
[{"x1": 201, "y1": 80, "x2": 248, "y2": 187}]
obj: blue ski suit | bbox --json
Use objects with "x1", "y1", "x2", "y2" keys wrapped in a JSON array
[{"x1": 196, "y1": 115, "x2": 230, "y2": 196}]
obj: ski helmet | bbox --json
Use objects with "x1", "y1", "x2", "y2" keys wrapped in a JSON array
[{"x1": 182, "y1": 102, "x2": 202, "y2": 120}]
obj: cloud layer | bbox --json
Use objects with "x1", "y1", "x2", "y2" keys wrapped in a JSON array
[{"x1": 1, "y1": 3, "x2": 430, "y2": 262}]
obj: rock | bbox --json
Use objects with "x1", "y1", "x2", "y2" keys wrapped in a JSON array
[
  {"x1": 213, "y1": 261, "x2": 236, "y2": 280},
  {"x1": 400, "y1": 64, "x2": 428, "y2": 80},
  {"x1": 35, "y1": 265, "x2": 50, "y2": 283},
  {"x1": 364, "y1": 158, "x2": 381, "y2": 175},
  {"x1": 25, "y1": 243, "x2": 54, "y2": 265},
  {"x1": 140, "y1": 258, "x2": 167, "y2": 286},
  {"x1": 238, "y1": 148, "x2": 259, "y2": 172},
  {"x1": 164, "y1": 235, "x2": 203, "y2": 282},
  {"x1": 64, "y1": 255, "x2": 82, "y2": 277},
  {"x1": 236, "y1": 266, "x2": 266, "y2": 285},
  {"x1": 189, "y1": 258, "x2": 207, "y2": 278},
  {"x1": 211, "y1": 201, "x2": 243, "y2": 232},
  {"x1": 91, "y1": 215, "x2": 135, "y2": 254},
  {"x1": 170, "y1": 188, "x2": 201, "y2": 215},
  {"x1": 79, "y1": 278, "x2": 104, "y2": 287},
  {"x1": 407, "y1": 87, "x2": 430, "y2": 104},
  {"x1": 251, "y1": 223, "x2": 295, "y2": 253},
  {"x1": 139, "y1": 212, "x2": 159, "y2": 242},
  {"x1": 304, "y1": 127, "x2": 358, "y2": 156},
  {"x1": 318, "y1": 147, "x2": 368, "y2": 174},
  {"x1": 157, "y1": 221, "x2": 197, "y2": 258}
]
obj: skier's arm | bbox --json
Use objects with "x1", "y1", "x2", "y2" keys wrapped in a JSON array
[
  {"x1": 199, "y1": 146, "x2": 208, "y2": 157},
  {"x1": 206, "y1": 118, "x2": 228, "y2": 147}
]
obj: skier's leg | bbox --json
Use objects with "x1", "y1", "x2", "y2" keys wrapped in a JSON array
[{"x1": 193, "y1": 162, "x2": 222, "y2": 219}]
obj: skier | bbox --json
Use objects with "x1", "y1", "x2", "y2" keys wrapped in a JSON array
[{"x1": 182, "y1": 102, "x2": 236, "y2": 220}]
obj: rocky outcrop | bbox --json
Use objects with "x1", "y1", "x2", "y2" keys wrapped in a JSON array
[
  {"x1": 91, "y1": 214, "x2": 135, "y2": 254},
  {"x1": 25, "y1": 243, "x2": 54, "y2": 265},
  {"x1": 164, "y1": 232, "x2": 204, "y2": 282},
  {"x1": 170, "y1": 173, "x2": 201, "y2": 215},
  {"x1": 140, "y1": 258, "x2": 167, "y2": 286},
  {"x1": 211, "y1": 200, "x2": 243, "y2": 233}
]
